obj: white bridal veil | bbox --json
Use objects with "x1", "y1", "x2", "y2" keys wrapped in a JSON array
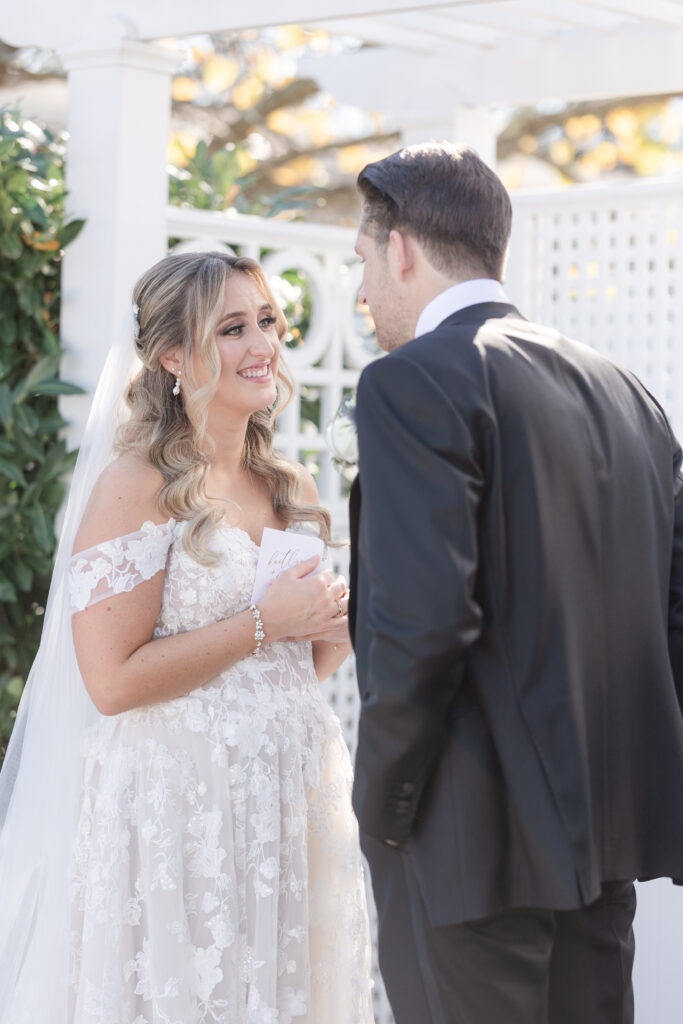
[{"x1": 0, "y1": 313, "x2": 140, "y2": 1022}]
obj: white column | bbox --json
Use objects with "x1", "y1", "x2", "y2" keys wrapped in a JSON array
[
  {"x1": 398, "y1": 105, "x2": 503, "y2": 169},
  {"x1": 59, "y1": 40, "x2": 180, "y2": 451}
]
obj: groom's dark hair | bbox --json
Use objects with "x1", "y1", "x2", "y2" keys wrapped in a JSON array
[{"x1": 357, "y1": 142, "x2": 512, "y2": 281}]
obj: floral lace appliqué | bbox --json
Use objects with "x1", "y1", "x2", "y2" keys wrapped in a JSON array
[{"x1": 68, "y1": 519, "x2": 176, "y2": 612}]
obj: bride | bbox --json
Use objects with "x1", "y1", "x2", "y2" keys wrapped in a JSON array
[{"x1": 0, "y1": 251, "x2": 373, "y2": 1023}]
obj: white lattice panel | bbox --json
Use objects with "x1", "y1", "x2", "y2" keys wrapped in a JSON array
[
  {"x1": 506, "y1": 178, "x2": 683, "y2": 441},
  {"x1": 167, "y1": 179, "x2": 683, "y2": 1022}
]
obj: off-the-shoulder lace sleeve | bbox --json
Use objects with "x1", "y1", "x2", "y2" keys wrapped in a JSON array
[{"x1": 69, "y1": 519, "x2": 176, "y2": 613}]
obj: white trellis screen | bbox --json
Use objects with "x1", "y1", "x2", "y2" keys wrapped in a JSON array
[
  {"x1": 167, "y1": 177, "x2": 683, "y2": 1022},
  {"x1": 506, "y1": 177, "x2": 683, "y2": 440}
]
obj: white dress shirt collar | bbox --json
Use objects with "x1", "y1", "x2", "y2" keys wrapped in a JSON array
[{"x1": 415, "y1": 279, "x2": 509, "y2": 339}]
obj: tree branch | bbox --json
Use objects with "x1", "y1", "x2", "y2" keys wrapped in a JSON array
[
  {"x1": 240, "y1": 130, "x2": 401, "y2": 196},
  {"x1": 202, "y1": 78, "x2": 321, "y2": 155},
  {"x1": 497, "y1": 92, "x2": 679, "y2": 161}
]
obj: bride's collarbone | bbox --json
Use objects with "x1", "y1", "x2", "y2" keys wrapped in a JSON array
[{"x1": 211, "y1": 498, "x2": 288, "y2": 548}]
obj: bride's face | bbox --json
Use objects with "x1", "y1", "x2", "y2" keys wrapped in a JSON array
[{"x1": 194, "y1": 272, "x2": 281, "y2": 416}]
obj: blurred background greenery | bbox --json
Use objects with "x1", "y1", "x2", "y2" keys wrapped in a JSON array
[{"x1": 0, "y1": 111, "x2": 83, "y2": 758}]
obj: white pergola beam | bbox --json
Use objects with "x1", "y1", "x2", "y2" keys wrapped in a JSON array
[
  {"x1": 304, "y1": 20, "x2": 683, "y2": 105},
  {"x1": 509, "y1": 0, "x2": 632, "y2": 31},
  {"x1": 3, "y1": 2, "x2": 682, "y2": 106},
  {"x1": 117, "y1": 0, "x2": 506, "y2": 36},
  {"x1": 434, "y1": 5, "x2": 558, "y2": 41},
  {"x1": 0, "y1": 0, "x2": 502, "y2": 48},
  {"x1": 568, "y1": 0, "x2": 683, "y2": 28},
  {"x1": 477, "y1": 20, "x2": 683, "y2": 103},
  {"x1": 369, "y1": 9, "x2": 506, "y2": 45}
]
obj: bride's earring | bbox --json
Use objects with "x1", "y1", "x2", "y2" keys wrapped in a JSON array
[{"x1": 172, "y1": 369, "x2": 182, "y2": 396}]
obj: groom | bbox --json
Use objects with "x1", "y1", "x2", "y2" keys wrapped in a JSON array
[{"x1": 348, "y1": 142, "x2": 683, "y2": 1023}]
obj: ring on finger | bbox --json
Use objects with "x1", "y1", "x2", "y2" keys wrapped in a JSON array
[{"x1": 337, "y1": 599, "x2": 343, "y2": 617}]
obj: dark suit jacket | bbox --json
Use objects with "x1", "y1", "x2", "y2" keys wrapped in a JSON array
[{"x1": 349, "y1": 301, "x2": 683, "y2": 928}]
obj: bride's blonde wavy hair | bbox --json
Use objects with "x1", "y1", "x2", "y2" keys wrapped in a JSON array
[{"x1": 115, "y1": 251, "x2": 332, "y2": 564}]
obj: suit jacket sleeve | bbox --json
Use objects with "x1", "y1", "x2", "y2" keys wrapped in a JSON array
[
  {"x1": 352, "y1": 350, "x2": 486, "y2": 844},
  {"x1": 668, "y1": 429, "x2": 683, "y2": 713}
]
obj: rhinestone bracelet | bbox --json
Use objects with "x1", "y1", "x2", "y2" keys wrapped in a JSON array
[{"x1": 249, "y1": 603, "x2": 265, "y2": 656}]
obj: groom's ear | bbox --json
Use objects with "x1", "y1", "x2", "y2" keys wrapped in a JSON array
[{"x1": 388, "y1": 229, "x2": 415, "y2": 281}]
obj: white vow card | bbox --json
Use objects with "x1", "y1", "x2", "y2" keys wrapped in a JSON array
[{"x1": 250, "y1": 527, "x2": 325, "y2": 605}]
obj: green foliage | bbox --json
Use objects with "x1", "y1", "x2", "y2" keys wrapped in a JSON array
[
  {"x1": 270, "y1": 268, "x2": 313, "y2": 352},
  {"x1": 168, "y1": 139, "x2": 323, "y2": 217},
  {"x1": 0, "y1": 111, "x2": 83, "y2": 759},
  {"x1": 168, "y1": 140, "x2": 250, "y2": 212}
]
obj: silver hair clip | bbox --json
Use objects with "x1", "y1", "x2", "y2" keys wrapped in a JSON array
[{"x1": 132, "y1": 302, "x2": 141, "y2": 340}]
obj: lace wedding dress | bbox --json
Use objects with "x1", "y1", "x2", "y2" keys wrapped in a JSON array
[{"x1": 63, "y1": 518, "x2": 373, "y2": 1024}]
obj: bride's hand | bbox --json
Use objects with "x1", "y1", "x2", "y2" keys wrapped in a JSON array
[{"x1": 258, "y1": 558, "x2": 347, "y2": 643}]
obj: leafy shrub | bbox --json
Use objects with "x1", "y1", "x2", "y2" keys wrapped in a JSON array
[
  {"x1": 168, "y1": 140, "x2": 249, "y2": 212},
  {"x1": 0, "y1": 111, "x2": 84, "y2": 759},
  {"x1": 169, "y1": 139, "x2": 322, "y2": 218}
]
